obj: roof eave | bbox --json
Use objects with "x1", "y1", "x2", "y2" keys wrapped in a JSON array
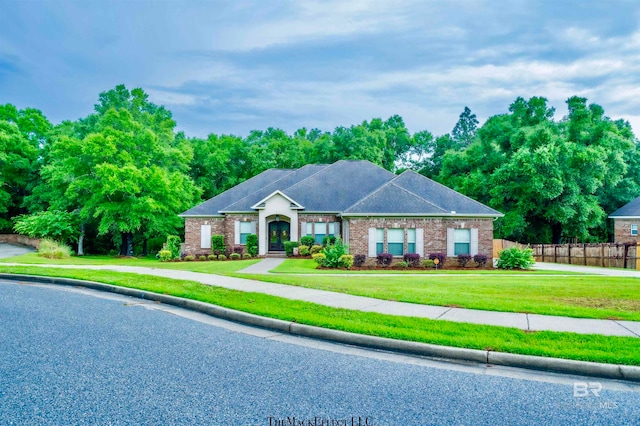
[
  {"x1": 341, "y1": 213, "x2": 504, "y2": 218},
  {"x1": 179, "y1": 214, "x2": 225, "y2": 218}
]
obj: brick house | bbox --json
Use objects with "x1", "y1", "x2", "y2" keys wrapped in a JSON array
[
  {"x1": 179, "y1": 160, "x2": 502, "y2": 258},
  {"x1": 609, "y1": 196, "x2": 640, "y2": 243}
]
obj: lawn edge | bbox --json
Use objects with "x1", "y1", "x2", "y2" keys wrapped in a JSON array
[{"x1": 3, "y1": 272, "x2": 639, "y2": 383}]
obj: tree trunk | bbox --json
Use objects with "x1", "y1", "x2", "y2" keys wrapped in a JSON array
[
  {"x1": 120, "y1": 232, "x2": 133, "y2": 257},
  {"x1": 551, "y1": 223, "x2": 563, "y2": 244},
  {"x1": 77, "y1": 223, "x2": 85, "y2": 256},
  {"x1": 142, "y1": 238, "x2": 148, "y2": 256}
]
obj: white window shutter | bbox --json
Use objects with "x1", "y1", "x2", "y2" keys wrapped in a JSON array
[
  {"x1": 250, "y1": 221, "x2": 257, "y2": 234},
  {"x1": 200, "y1": 224, "x2": 211, "y2": 249},
  {"x1": 334, "y1": 222, "x2": 341, "y2": 237},
  {"x1": 416, "y1": 228, "x2": 424, "y2": 257},
  {"x1": 234, "y1": 221, "x2": 240, "y2": 245},
  {"x1": 301, "y1": 222, "x2": 307, "y2": 236},
  {"x1": 446, "y1": 228, "x2": 455, "y2": 256},
  {"x1": 470, "y1": 228, "x2": 479, "y2": 256},
  {"x1": 368, "y1": 228, "x2": 376, "y2": 257}
]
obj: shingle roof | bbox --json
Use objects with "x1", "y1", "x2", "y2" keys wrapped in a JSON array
[
  {"x1": 609, "y1": 196, "x2": 640, "y2": 218},
  {"x1": 180, "y1": 160, "x2": 502, "y2": 217}
]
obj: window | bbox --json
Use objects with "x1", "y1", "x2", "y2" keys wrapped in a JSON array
[
  {"x1": 454, "y1": 229, "x2": 471, "y2": 255},
  {"x1": 407, "y1": 228, "x2": 416, "y2": 254},
  {"x1": 632, "y1": 224, "x2": 638, "y2": 236},
  {"x1": 376, "y1": 228, "x2": 384, "y2": 255},
  {"x1": 305, "y1": 222, "x2": 313, "y2": 236},
  {"x1": 328, "y1": 222, "x2": 335, "y2": 236},
  {"x1": 314, "y1": 222, "x2": 326, "y2": 245},
  {"x1": 388, "y1": 228, "x2": 404, "y2": 256},
  {"x1": 239, "y1": 222, "x2": 252, "y2": 244}
]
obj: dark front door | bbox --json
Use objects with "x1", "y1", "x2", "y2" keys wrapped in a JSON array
[{"x1": 268, "y1": 221, "x2": 290, "y2": 251}]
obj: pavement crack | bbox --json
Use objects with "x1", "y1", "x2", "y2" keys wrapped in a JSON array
[
  {"x1": 435, "y1": 308, "x2": 452, "y2": 320},
  {"x1": 612, "y1": 320, "x2": 640, "y2": 337}
]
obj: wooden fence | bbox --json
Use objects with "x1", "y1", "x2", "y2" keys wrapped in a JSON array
[{"x1": 494, "y1": 239, "x2": 640, "y2": 269}]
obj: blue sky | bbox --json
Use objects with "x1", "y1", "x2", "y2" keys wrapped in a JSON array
[{"x1": 1, "y1": 0, "x2": 639, "y2": 138}]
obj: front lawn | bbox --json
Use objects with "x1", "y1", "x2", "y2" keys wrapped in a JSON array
[
  {"x1": 235, "y1": 271, "x2": 640, "y2": 321},
  {"x1": 0, "y1": 252, "x2": 259, "y2": 274},
  {"x1": 1, "y1": 265, "x2": 639, "y2": 366}
]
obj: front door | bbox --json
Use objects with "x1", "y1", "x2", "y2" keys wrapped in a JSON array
[{"x1": 268, "y1": 221, "x2": 290, "y2": 251}]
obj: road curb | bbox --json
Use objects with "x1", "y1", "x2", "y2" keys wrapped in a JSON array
[{"x1": 3, "y1": 273, "x2": 640, "y2": 382}]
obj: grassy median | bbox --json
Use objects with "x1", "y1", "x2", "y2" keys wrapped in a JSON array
[{"x1": 1, "y1": 265, "x2": 639, "y2": 366}]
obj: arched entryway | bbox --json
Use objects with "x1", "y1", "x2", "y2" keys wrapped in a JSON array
[{"x1": 268, "y1": 220, "x2": 291, "y2": 252}]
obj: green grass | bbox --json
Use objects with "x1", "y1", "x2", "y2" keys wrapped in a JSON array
[
  {"x1": 0, "y1": 252, "x2": 259, "y2": 274},
  {"x1": 270, "y1": 258, "x2": 584, "y2": 275},
  {"x1": 1, "y1": 265, "x2": 639, "y2": 366},
  {"x1": 234, "y1": 272, "x2": 640, "y2": 321}
]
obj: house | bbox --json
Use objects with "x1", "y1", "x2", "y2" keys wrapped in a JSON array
[
  {"x1": 179, "y1": 160, "x2": 503, "y2": 259},
  {"x1": 609, "y1": 196, "x2": 640, "y2": 243}
]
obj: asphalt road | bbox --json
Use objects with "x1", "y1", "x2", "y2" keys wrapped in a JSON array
[{"x1": 1, "y1": 280, "x2": 639, "y2": 426}]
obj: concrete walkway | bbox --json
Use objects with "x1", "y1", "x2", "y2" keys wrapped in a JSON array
[
  {"x1": 3, "y1": 259, "x2": 640, "y2": 338},
  {"x1": 0, "y1": 243, "x2": 34, "y2": 259},
  {"x1": 534, "y1": 261, "x2": 640, "y2": 277}
]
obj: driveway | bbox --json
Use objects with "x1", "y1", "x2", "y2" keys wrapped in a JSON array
[
  {"x1": 2, "y1": 279, "x2": 638, "y2": 425},
  {"x1": 533, "y1": 261, "x2": 640, "y2": 277},
  {"x1": 0, "y1": 243, "x2": 34, "y2": 259}
]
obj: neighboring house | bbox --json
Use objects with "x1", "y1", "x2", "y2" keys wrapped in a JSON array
[
  {"x1": 609, "y1": 196, "x2": 640, "y2": 243},
  {"x1": 179, "y1": 160, "x2": 503, "y2": 259}
]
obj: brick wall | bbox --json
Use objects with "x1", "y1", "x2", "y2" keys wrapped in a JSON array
[
  {"x1": 183, "y1": 218, "x2": 224, "y2": 255},
  {"x1": 0, "y1": 234, "x2": 40, "y2": 248},
  {"x1": 184, "y1": 215, "x2": 259, "y2": 256},
  {"x1": 347, "y1": 217, "x2": 494, "y2": 259},
  {"x1": 613, "y1": 219, "x2": 640, "y2": 243}
]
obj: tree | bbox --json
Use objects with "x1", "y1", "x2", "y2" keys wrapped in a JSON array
[
  {"x1": 451, "y1": 106, "x2": 479, "y2": 149},
  {"x1": 0, "y1": 105, "x2": 50, "y2": 231},
  {"x1": 38, "y1": 86, "x2": 199, "y2": 256},
  {"x1": 13, "y1": 210, "x2": 80, "y2": 244},
  {"x1": 438, "y1": 96, "x2": 640, "y2": 243}
]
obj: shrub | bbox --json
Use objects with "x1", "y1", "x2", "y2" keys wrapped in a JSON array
[
  {"x1": 166, "y1": 235, "x2": 182, "y2": 260},
  {"x1": 312, "y1": 252, "x2": 327, "y2": 266},
  {"x1": 246, "y1": 234, "x2": 258, "y2": 257},
  {"x1": 211, "y1": 235, "x2": 225, "y2": 255},
  {"x1": 310, "y1": 245, "x2": 323, "y2": 255},
  {"x1": 457, "y1": 254, "x2": 472, "y2": 267},
  {"x1": 322, "y1": 235, "x2": 337, "y2": 247},
  {"x1": 242, "y1": 253, "x2": 252, "y2": 259},
  {"x1": 395, "y1": 261, "x2": 409, "y2": 269},
  {"x1": 218, "y1": 254, "x2": 227, "y2": 261},
  {"x1": 322, "y1": 238, "x2": 347, "y2": 268},
  {"x1": 473, "y1": 254, "x2": 488, "y2": 267},
  {"x1": 233, "y1": 245, "x2": 244, "y2": 255},
  {"x1": 300, "y1": 236, "x2": 315, "y2": 247},
  {"x1": 353, "y1": 254, "x2": 366, "y2": 267},
  {"x1": 403, "y1": 253, "x2": 421, "y2": 268},
  {"x1": 158, "y1": 249, "x2": 173, "y2": 262},
  {"x1": 198, "y1": 255, "x2": 207, "y2": 261},
  {"x1": 37, "y1": 238, "x2": 73, "y2": 259},
  {"x1": 497, "y1": 247, "x2": 535, "y2": 270},
  {"x1": 376, "y1": 253, "x2": 393, "y2": 267},
  {"x1": 208, "y1": 254, "x2": 217, "y2": 261},
  {"x1": 428, "y1": 253, "x2": 447, "y2": 267},
  {"x1": 184, "y1": 255, "x2": 195, "y2": 261},
  {"x1": 298, "y1": 245, "x2": 310, "y2": 256},
  {"x1": 421, "y1": 259, "x2": 435, "y2": 268},
  {"x1": 229, "y1": 253, "x2": 241, "y2": 260},
  {"x1": 338, "y1": 254, "x2": 354, "y2": 269},
  {"x1": 284, "y1": 241, "x2": 299, "y2": 257}
]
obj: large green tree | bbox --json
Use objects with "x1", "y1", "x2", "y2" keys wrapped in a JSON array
[
  {"x1": 39, "y1": 86, "x2": 199, "y2": 255},
  {"x1": 439, "y1": 96, "x2": 640, "y2": 243},
  {"x1": 0, "y1": 104, "x2": 51, "y2": 231}
]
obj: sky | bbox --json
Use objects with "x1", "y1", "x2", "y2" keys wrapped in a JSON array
[{"x1": 1, "y1": 0, "x2": 639, "y2": 139}]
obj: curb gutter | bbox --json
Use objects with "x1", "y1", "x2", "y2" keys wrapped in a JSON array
[{"x1": 3, "y1": 273, "x2": 640, "y2": 383}]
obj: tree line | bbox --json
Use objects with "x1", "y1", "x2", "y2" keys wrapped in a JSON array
[{"x1": 2, "y1": 84, "x2": 638, "y2": 255}]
